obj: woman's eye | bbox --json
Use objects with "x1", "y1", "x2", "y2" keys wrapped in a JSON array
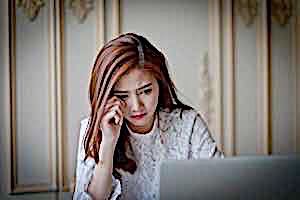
[
  {"x1": 116, "y1": 95, "x2": 128, "y2": 100},
  {"x1": 143, "y1": 88, "x2": 152, "y2": 94}
]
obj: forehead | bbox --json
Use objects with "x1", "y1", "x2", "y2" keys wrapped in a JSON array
[{"x1": 114, "y1": 68, "x2": 155, "y2": 91}]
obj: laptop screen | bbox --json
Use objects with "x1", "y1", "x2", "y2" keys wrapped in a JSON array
[{"x1": 160, "y1": 155, "x2": 300, "y2": 200}]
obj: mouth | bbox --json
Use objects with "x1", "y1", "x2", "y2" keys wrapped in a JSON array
[{"x1": 130, "y1": 113, "x2": 146, "y2": 120}]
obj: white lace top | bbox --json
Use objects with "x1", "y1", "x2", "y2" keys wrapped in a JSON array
[{"x1": 73, "y1": 108, "x2": 223, "y2": 200}]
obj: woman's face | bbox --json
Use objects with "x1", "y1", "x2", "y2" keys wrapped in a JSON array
[{"x1": 112, "y1": 68, "x2": 159, "y2": 134}]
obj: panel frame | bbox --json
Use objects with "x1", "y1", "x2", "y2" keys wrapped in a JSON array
[
  {"x1": 223, "y1": 0, "x2": 236, "y2": 156},
  {"x1": 9, "y1": 0, "x2": 58, "y2": 193},
  {"x1": 256, "y1": 0, "x2": 271, "y2": 155},
  {"x1": 208, "y1": 0, "x2": 224, "y2": 151}
]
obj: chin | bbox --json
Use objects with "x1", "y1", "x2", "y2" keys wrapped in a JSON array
[
  {"x1": 126, "y1": 115, "x2": 153, "y2": 129},
  {"x1": 128, "y1": 119, "x2": 148, "y2": 127}
]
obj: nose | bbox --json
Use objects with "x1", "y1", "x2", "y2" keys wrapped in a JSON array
[{"x1": 130, "y1": 94, "x2": 143, "y2": 112}]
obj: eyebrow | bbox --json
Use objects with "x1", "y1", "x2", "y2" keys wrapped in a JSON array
[{"x1": 113, "y1": 83, "x2": 152, "y2": 94}]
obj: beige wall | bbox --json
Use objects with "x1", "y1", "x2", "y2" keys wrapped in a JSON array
[{"x1": 0, "y1": 0, "x2": 299, "y2": 194}]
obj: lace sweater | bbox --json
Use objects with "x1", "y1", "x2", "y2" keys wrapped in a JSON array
[{"x1": 73, "y1": 108, "x2": 223, "y2": 200}]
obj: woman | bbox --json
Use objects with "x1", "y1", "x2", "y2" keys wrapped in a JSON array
[{"x1": 73, "y1": 33, "x2": 223, "y2": 200}]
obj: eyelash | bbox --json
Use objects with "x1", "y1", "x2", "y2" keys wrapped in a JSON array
[
  {"x1": 116, "y1": 95, "x2": 129, "y2": 100},
  {"x1": 143, "y1": 88, "x2": 152, "y2": 94},
  {"x1": 115, "y1": 89, "x2": 152, "y2": 100}
]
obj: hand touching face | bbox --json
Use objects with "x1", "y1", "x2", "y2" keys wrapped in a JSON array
[{"x1": 98, "y1": 96, "x2": 126, "y2": 144}]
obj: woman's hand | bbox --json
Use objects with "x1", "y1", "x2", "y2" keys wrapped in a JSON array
[
  {"x1": 98, "y1": 96, "x2": 126, "y2": 146},
  {"x1": 88, "y1": 96, "x2": 125, "y2": 199}
]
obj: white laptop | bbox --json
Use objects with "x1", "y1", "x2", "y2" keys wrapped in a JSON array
[{"x1": 160, "y1": 155, "x2": 300, "y2": 200}]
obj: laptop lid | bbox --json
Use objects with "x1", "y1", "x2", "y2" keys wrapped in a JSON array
[{"x1": 160, "y1": 155, "x2": 300, "y2": 200}]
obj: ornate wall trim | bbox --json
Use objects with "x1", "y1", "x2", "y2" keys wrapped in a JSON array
[
  {"x1": 236, "y1": 0, "x2": 258, "y2": 26},
  {"x1": 96, "y1": 0, "x2": 105, "y2": 51},
  {"x1": 223, "y1": 0, "x2": 236, "y2": 156},
  {"x1": 9, "y1": 0, "x2": 18, "y2": 193},
  {"x1": 1, "y1": 0, "x2": 12, "y2": 194},
  {"x1": 16, "y1": 0, "x2": 45, "y2": 21},
  {"x1": 69, "y1": 0, "x2": 94, "y2": 23},
  {"x1": 112, "y1": 0, "x2": 121, "y2": 37},
  {"x1": 55, "y1": 0, "x2": 66, "y2": 192},
  {"x1": 256, "y1": 0, "x2": 271, "y2": 155},
  {"x1": 10, "y1": 0, "x2": 57, "y2": 193},
  {"x1": 271, "y1": 0, "x2": 292, "y2": 26},
  {"x1": 293, "y1": 0, "x2": 300, "y2": 153},
  {"x1": 198, "y1": 52, "x2": 213, "y2": 131},
  {"x1": 297, "y1": 1, "x2": 300, "y2": 153},
  {"x1": 208, "y1": 0, "x2": 223, "y2": 150},
  {"x1": 48, "y1": 0, "x2": 58, "y2": 192}
]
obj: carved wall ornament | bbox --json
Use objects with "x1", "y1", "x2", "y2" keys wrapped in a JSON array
[
  {"x1": 16, "y1": 0, "x2": 45, "y2": 21},
  {"x1": 69, "y1": 0, "x2": 94, "y2": 23},
  {"x1": 199, "y1": 52, "x2": 215, "y2": 127},
  {"x1": 236, "y1": 0, "x2": 258, "y2": 26},
  {"x1": 271, "y1": 0, "x2": 292, "y2": 26}
]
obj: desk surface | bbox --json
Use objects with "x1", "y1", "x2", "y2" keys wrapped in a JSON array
[{"x1": 0, "y1": 192, "x2": 73, "y2": 200}]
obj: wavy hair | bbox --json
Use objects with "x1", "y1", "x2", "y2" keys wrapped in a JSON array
[{"x1": 84, "y1": 33, "x2": 190, "y2": 174}]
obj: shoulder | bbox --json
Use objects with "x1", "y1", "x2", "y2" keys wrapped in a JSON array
[
  {"x1": 159, "y1": 107, "x2": 199, "y2": 122},
  {"x1": 77, "y1": 117, "x2": 98, "y2": 165},
  {"x1": 80, "y1": 117, "x2": 89, "y2": 133},
  {"x1": 78, "y1": 117, "x2": 90, "y2": 147},
  {"x1": 80, "y1": 117, "x2": 89, "y2": 128},
  {"x1": 158, "y1": 107, "x2": 200, "y2": 131}
]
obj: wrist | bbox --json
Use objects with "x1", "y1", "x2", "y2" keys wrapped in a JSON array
[
  {"x1": 101, "y1": 137, "x2": 118, "y2": 149},
  {"x1": 99, "y1": 138, "x2": 117, "y2": 162}
]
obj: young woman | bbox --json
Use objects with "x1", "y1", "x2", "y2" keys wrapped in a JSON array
[{"x1": 73, "y1": 33, "x2": 223, "y2": 200}]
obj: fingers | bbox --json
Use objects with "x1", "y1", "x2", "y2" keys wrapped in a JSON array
[
  {"x1": 105, "y1": 101, "x2": 125, "y2": 114},
  {"x1": 110, "y1": 105, "x2": 123, "y2": 125},
  {"x1": 98, "y1": 96, "x2": 126, "y2": 130},
  {"x1": 104, "y1": 96, "x2": 126, "y2": 115},
  {"x1": 106, "y1": 96, "x2": 126, "y2": 108},
  {"x1": 102, "y1": 106, "x2": 123, "y2": 126}
]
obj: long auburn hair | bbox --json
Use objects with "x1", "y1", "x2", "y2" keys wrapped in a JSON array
[{"x1": 84, "y1": 33, "x2": 190, "y2": 174}]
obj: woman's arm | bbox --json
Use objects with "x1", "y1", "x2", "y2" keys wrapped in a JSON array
[
  {"x1": 75, "y1": 97, "x2": 125, "y2": 199},
  {"x1": 87, "y1": 140, "x2": 116, "y2": 199},
  {"x1": 73, "y1": 118, "x2": 121, "y2": 200}
]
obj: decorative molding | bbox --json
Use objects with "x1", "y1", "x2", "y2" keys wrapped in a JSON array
[
  {"x1": 292, "y1": 0, "x2": 299, "y2": 153},
  {"x1": 256, "y1": 0, "x2": 271, "y2": 155},
  {"x1": 236, "y1": 0, "x2": 258, "y2": 26},
  {"x1": 199, "y1": 52, "x2": 214, "y2": 127},
  {"x1": 10, "y1": 0, "x2": 18, "y2": 192},
  {"x1": 96, "y1": 0, "x2": 105, "y2": 51},
  {"x1": 296, "y1": 0, "x2": 300, "y2": 153},
  {"x1": 69, "y1": 0, "x2": 94, "y2": 23},
  {"x1": 11, "y1": 184, "x2": 52, "y2": 193},
  {"x1": 10, "y1": 0, "x2": 57, "y2": 193},
  {"x1": 16, "y1": 0, "x2": 45, "y2": 21},
  {"x1": 1, "y1": 0, "x2": 12, "y2": 194},
  {"x1": 48, "y1": 0, "x2": 58, "y2": 192},
  {"x1": 56, "y1": 0, "x2": 66, "y2": 191},
  {"x1": 112, "y1": 0, "x2": 120, "y2": 37},
  {"x1": 223, "y1": 0, "x2": 236, "y2": 156},
  {"x1": 208, "y1": 0, "x2": 223, "y2": 150},
  {"x1": 271, "y1": 0, "x2": 292, "y2": 26}
]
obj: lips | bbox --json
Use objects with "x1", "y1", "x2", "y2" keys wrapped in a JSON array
[{"x1": 131, "y1": 113, "x2": 146, "y2": 120}]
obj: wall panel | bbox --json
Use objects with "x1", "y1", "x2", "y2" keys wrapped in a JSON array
[
  {"x1": 234, "y1": 2, "x2": 259, "y2": 155},
  {"x1": 271, "y1": 0, "x2": 297, "y2": 154},
  {"x1": 62, "y1": 0, "x2": 98, "y2": 190},
  {"x1": 11, "y1": 0, "x2": 57, "y2": 192}
]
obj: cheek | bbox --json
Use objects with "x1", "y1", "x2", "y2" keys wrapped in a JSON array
[
  {"x1": 146, "y1": 92, "x2": 159, "y2": 110},
  {"x1": 123, "y1": 106, "x2": 130, "y2": 117}
]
